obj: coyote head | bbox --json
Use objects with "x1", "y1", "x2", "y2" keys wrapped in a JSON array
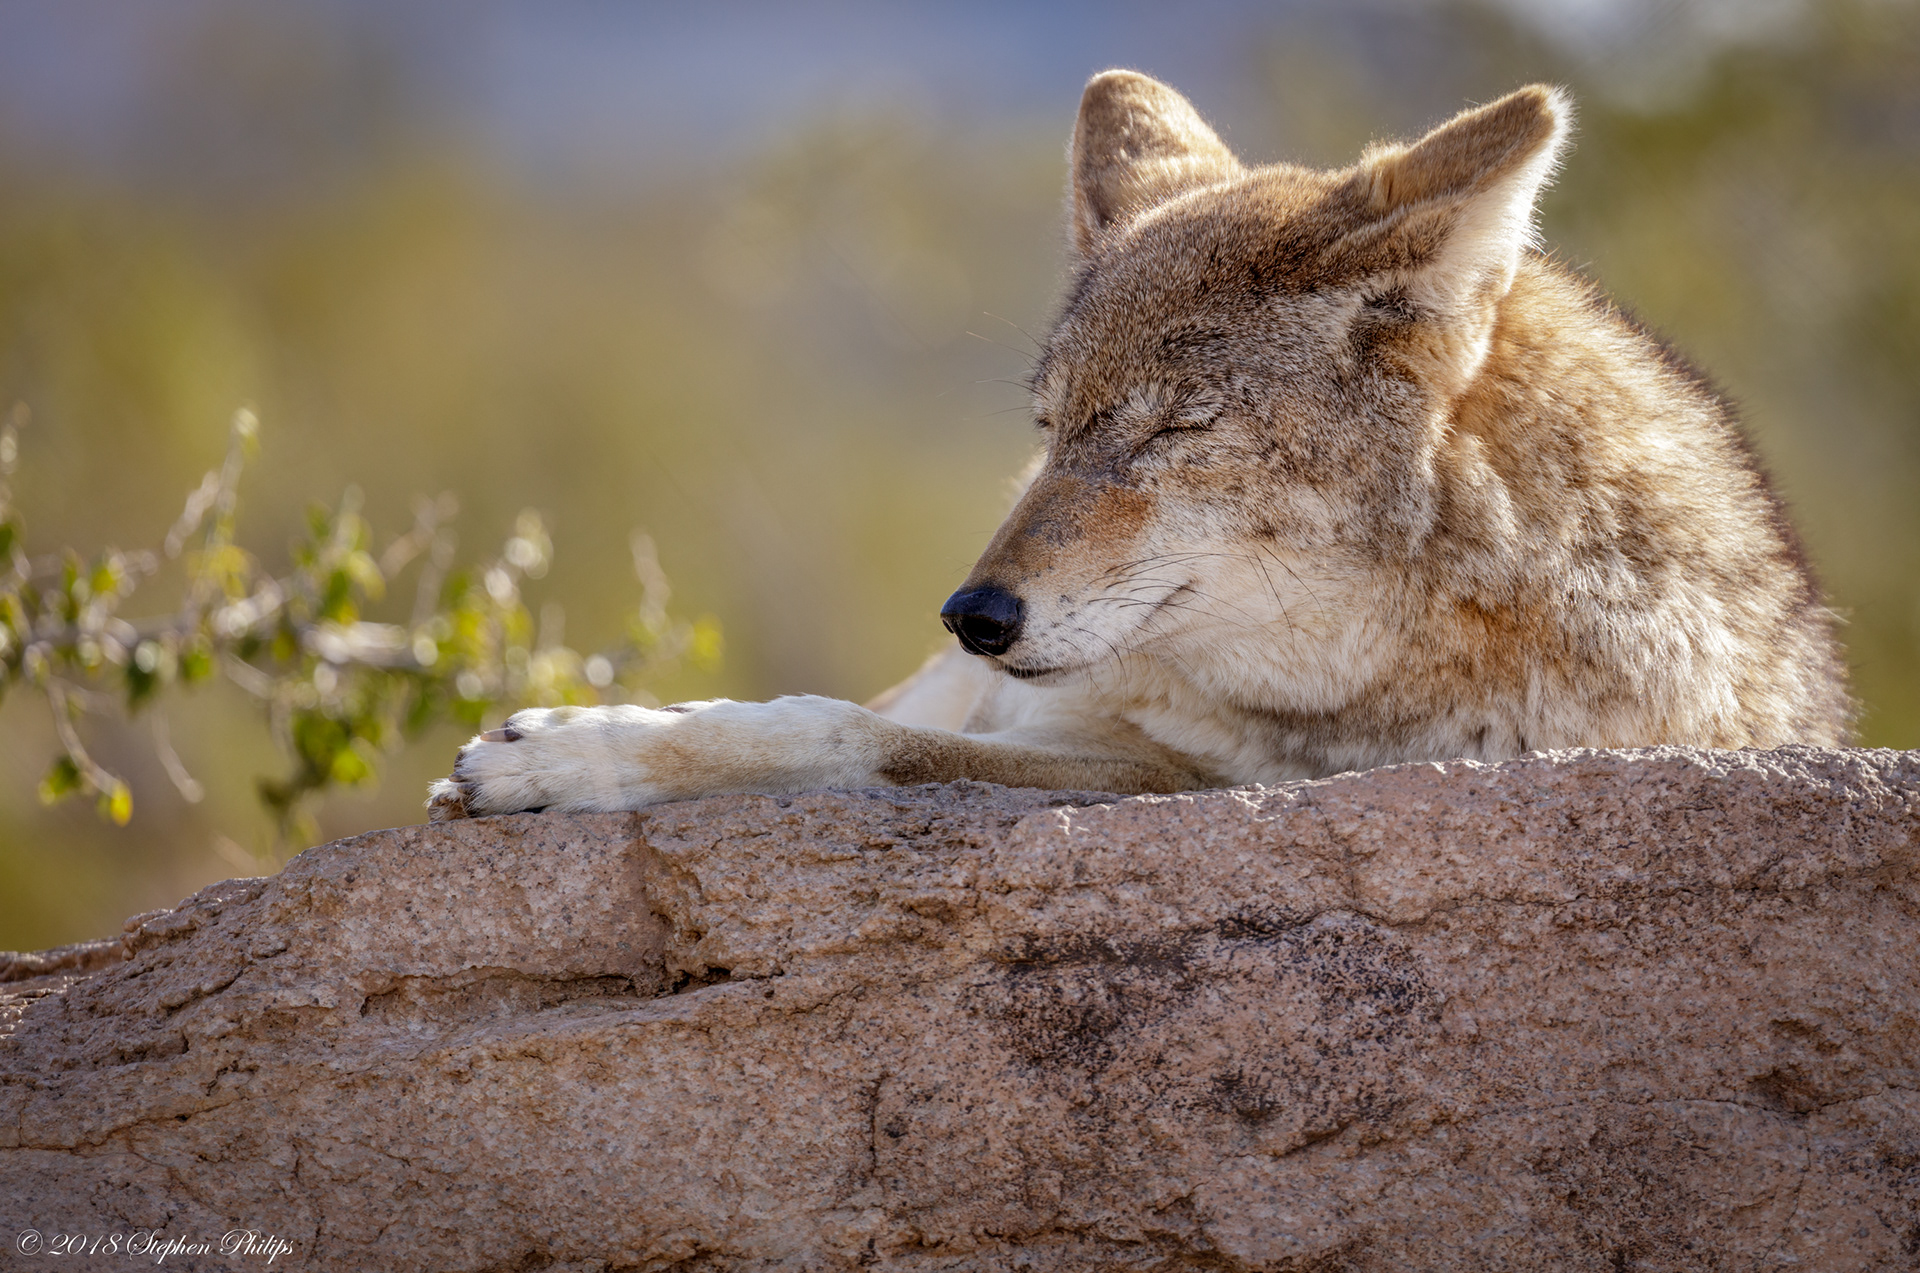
[{"x1": 942, "y1": 72, "x2": 1569, "y2": 702}]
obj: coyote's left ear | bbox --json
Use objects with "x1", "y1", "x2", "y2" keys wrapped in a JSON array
[
  {"x1": 1071, "y1": 71, "x2": 1244, "y2": 257},
  {"x1": 1359, "y1": 85, "x2": 1571, "y2": 318}
]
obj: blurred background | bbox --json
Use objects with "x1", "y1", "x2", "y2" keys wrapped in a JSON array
[{"x1": 2, "y1": 0, "x2": 1916, "y2": 950}]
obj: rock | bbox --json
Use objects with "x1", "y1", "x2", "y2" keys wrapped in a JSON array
[{"x1": 2, "y1": 744, "x2": 1918, "y2": 1271}]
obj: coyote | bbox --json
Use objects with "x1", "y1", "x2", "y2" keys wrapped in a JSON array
[{"x1": 428, "y1": 72, "x2": 1850, "y2": 821}]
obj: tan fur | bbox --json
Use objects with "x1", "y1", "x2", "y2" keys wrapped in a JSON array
[{"x1": 428, "y1": 73, "x2": 1849, "y2": 821}]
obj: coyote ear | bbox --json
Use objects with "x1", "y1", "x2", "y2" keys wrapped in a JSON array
[
  {"x1": 1071, "y1": 71, "x2": 1244, "y2": 257},
  {"x1": 1360, "y1": 85, "x2": 1571, "y2": 315}
]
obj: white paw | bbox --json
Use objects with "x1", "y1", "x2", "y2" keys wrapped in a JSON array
[
  {"x1": 426, "y1": 696, "x2": 891, "y2": 819},
  {"x1": 428, "y1": 703, "x2": 696, "y2": 819}
]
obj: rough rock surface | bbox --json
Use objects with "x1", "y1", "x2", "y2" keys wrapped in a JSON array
[{"x1": 3, "y1": 745, "x2": 1919, "y2": 1271}]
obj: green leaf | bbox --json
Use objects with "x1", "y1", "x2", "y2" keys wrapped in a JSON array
[
  {"x1": 256, "y1": 776, "x2": 296, "y2": 815},
  {"x1": 343, "y1": 550, "x2": 385, "y2": 599},
  {"x1": 689, "y1": 616, "x2": 724, "y2": 671},
  {"x1": 290, "y1": 711, "x2": 349, "y2": 771},
  {"x1": 38, "y1": 754, "x2": 82, "y2": 804},
  {"x1": 329, "y1": 746, "x2": 372, "y2": 786},
  {"x1": 179, "y1": 641, "x2": 214, "y2": 684},
  {"x1": 440, "y1": 568, "x2": 473, "y2": 609},
  {"x1": 320, "y1": 569, "x2": 356, "y2": 623},
  {"x1": 125, "y1": 658, "x2": 159, "y2": 707},
  {"x1": 90, "y1": 556, "x2": 123, "y2": 598},
  {"x1": 101, "y1": 781, "x2": 133, "y2": 826}
]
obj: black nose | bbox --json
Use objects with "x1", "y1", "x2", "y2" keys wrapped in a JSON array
[{"x1": 941, "y1": 585, "x2": 1024, "y2": 657}]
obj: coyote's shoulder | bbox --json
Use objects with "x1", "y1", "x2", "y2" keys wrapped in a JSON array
[
  {"x1": 1405, "y1": 254, "x2": 1850, "y2": 755},
  {"x1": 429, "y1": 72, "x2": 1849, "y2": 821}
]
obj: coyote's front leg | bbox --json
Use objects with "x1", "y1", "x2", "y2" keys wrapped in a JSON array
[{"x1": 426, "y1": 696, "x2": 1210, "y2": 820}]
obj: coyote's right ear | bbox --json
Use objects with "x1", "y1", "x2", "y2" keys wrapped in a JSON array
[{"x1": 1070, "y1": 71, "x2": 1243, "y2": 258}]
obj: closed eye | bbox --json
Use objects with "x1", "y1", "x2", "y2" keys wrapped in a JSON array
[
  {"x1": 1153, "y1": 421, "x2": 1212, "y2": 439},
  {"x1": 1133, "y1": 417, "x2": 1214, "y2": 457}
]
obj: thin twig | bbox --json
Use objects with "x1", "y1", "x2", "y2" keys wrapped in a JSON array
[
  {"x1": 44, "y1": 680, "x2": 116, "y2": 793},
  {"x1": 151, "y1": 713, "x2": 205, "y2": 803}
]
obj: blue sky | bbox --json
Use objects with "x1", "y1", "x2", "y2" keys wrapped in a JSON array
[{"x1": 0, "y1": 0, "x2": 1807, "y2": 190}]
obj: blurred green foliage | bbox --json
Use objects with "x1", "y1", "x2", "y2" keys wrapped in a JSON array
[
  {"x1": 1, "y1": 0, "x2": 1915, "y2": 949},
  {"x1": 0, "y1": 404, "x2": 714, "y2": 845}
]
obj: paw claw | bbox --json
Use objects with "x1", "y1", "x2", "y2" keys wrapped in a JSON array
[
  {"x1": 426, "y1": 779, "x2": 473, "y2": 823},
  {"x1": 480, "y1": 726, "x2": 521, "y2": 742}
]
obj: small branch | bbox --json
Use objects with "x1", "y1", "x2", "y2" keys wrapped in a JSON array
[
  {"x1": 151, "y1": 713, "x2": 205, "y2": 804},
  {"x1": 44, "y1": 680, "x2": 122, "y2": 798},
  {"x1": 220, "y1": 654, "x2": 277, "y2": 700},
  {"x1": 4, "y1": 405, "x2": 707, "y2": 841}
]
